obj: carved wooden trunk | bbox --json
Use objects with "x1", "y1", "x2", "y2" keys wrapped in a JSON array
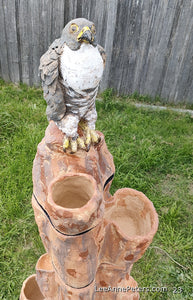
[{"x1": 20, "y1": 122, "x2": 158, "y2": 299}]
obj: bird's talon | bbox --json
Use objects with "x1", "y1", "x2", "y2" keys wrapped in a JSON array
[
  {"x1": 63, "y1": 136, "x2": 78, "y2": 153},
  {"x1": 90, "y1": 130, "x2": 100, "y2": 144},
  {"x1": 85, "y1": 132, "x2": 91, "y2": 146},
  {"x1": 63, "y1": 137, "x2": 69, "y2": 151},
  {"x1": 70, "y1": 139, "x2": 77, "y2": 153},
  {"x1": 77, "y1": 137, "x2": 86, "y2": 150},
  {"x1": 96, "y1": 135, "x2": 101, "y2": 144}
]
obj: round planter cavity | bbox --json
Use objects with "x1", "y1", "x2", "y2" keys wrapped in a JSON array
[
  {"x1": 46, "y1": 172, "x2": 104, "y2": 235},
  {"x1": 105, "y1": 188, "x2": 157, "y2": 238},
  {"x1": 20, "y1": 274, "x2": 44, "y2": 300},
  {"x1": 52, "y1": 174, "x2": 94, "y2": 209}
]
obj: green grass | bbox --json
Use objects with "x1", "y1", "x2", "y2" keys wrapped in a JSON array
[
  {"x1": 0, "y1": 81, "x2": 193, "y2": 299},
  {"x1": 120, "y1": 89, "x2": 193, "y2": 110}
]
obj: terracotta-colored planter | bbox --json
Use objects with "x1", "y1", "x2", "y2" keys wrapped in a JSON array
[
  {"x1": 57, "y1": 275, "x2": 96, "y2": 300},
  {"x1": 95, "y1": 266, "x2": 139, "y2": 300},
  {"x1": 101, "y1": 188, "x2": 159, "y2": 268},
  {"x1": 49, "y1": 220, "x2": 103, "y2": 288},
  {"x1": 20, "y1": 274, "x2": 44, "y2": 300},
  {"x1": 21, "y1": 122, "x2": 158, "y2": 299},
  {"x1": 36, "y1": 253, "x2": 59, "y2": 299},
  {"x1": 32, "y1": 199, "x2": 104, "y2": 291},
  {"x1": 46, "y1": 173, "x2": 104, "y2": 235},
  {"x1": 94, "y1": 188, "x2": 158, "y2": 299},
  {"x1": 33, "y1": 171, "x2": 105, "y2": 289}
]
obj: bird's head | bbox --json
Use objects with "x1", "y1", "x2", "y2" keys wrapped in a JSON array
[{"x1": 60, "y1": 18, "x2": 97, "y2": 50}]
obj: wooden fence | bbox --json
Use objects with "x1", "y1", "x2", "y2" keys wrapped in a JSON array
[{"x1": 0, "y1": 0, "x2": 193, "y2": 103}]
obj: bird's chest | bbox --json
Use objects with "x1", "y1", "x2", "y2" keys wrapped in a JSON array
[{"x1": 60, "y1": 44, "x2": 104, "y2": 92}]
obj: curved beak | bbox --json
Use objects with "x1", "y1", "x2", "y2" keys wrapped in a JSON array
[{"x1": 77, "y1": 26, "x2": 93, "y2": 44}]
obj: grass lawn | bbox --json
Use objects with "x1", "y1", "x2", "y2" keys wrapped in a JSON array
[{"x1": 0, "y1": 80, "x2": 193, "y2": 299}]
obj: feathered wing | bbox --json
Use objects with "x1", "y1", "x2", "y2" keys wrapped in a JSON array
[
  {"x1": 39, "y1": 39, "x2": 66, "y2": 122},
  {"x1": 97, "y1": 44, "x2": 106, "y2": 67}
]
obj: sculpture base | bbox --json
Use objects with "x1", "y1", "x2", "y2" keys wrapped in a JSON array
[
  {"x1": 20, "y1": 273, "x2": 139, "y2": 300},
  {"x1": 20, "y1": 122, "x2": 158, "y2": 299}
]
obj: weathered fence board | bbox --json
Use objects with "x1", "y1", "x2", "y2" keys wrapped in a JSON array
[
  {"x1": 4, "y1": 0, "x2": 20, "y2": 83},
  {"x1": 0, "y1": 1, "x2": 9, "y2": 81},
  {"x1": 0, "y1": 0, "x2": 193, "y2": 103}
]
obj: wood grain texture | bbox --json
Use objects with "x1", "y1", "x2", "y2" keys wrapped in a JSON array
[
  {"x1": 0, "y1": 0, "x2": 193, "y2": 103},
  {"x1": 0, "y1": 0, "x2": 20, "y2": 82},
  {"x1": 0, "y1": 0, "x2": 10, "y2": 81}
]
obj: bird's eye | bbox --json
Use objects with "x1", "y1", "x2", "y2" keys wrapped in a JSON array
[
  {"x1": 91, "y1": 25, "x2": 96, "y2": 34},
  {"x1": 70, "y1": 24, "x2": 79, "y2": 33}
]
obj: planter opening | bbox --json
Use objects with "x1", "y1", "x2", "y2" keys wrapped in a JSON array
[
  {"x1": 36, "y1": 253, "x2": 53, "y2": 271},
  {"x1": 52, "y1": 175, "x2": 94, "y2": 209},
  {"x1": 23, "y1": 275, "x2": 44, "y2": 300},
  {"x1": 106, "y1": 193, "x2": 153, "y2": 237}
]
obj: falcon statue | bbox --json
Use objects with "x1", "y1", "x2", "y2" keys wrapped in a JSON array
[{"x1": 39, "y1": 18, "x2": 106, "y2": 153}]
